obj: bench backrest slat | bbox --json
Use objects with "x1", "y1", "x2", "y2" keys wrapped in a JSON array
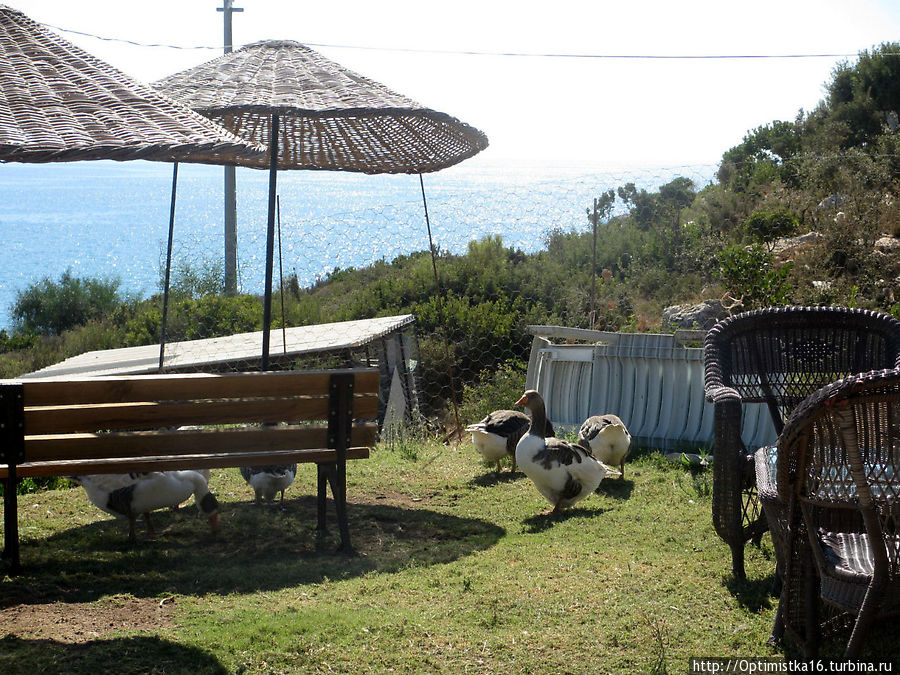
[
  {"x1": 25, "y1": 394, "x2": 379, "y2": 435},
  {"x1": 23, "y1": 425, "x2": 378, "y2": 463},
  {"x1": 12, "y1": 369, "x2": 380, "y2": 407}
]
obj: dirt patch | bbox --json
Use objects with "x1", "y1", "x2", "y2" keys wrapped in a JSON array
[{"x1": 0, "y1": 596, "x2": 175, "y2": 644}]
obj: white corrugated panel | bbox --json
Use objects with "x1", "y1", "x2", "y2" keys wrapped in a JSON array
[{"x1": 527, "y1": 330, "x2": 776, "y2": 450}]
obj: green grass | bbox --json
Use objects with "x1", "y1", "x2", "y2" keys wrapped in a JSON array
[{"x1": 2, "y1": 443, "x2": 898, "y2": 673}]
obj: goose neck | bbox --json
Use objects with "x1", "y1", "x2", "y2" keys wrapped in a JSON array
[{"x1": 529, "y1": 399, "x2": 548, "y2": 438}]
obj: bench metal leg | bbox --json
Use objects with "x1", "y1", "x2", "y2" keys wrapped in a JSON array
[
  {"x1": 326, "y1": 372, "x2": 354, "y2": 554},
  {"x1": 317, "y1": 463, "x2": 330, "y2": 533},
  {"x1": 2, "y1": 464, "x2": 21, "y2": 574},
  {"x1": 331, "y1": 462, "x2": 352, "y2": 554},
  {"x1": 316, "y1": 462, "x2": 353, "y2": 554}
]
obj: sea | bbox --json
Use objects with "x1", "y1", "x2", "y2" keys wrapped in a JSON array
[{"x1": 0, "y1": 158, "x2": 717, "y2": 331}]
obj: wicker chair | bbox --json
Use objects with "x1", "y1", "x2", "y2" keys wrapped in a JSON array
[
  {"x1": 773, "y1": 368, "x2": 900, "y2": 658},
  {"x1": 705, "y1": 306, "x2": 900, "y2": 579}
]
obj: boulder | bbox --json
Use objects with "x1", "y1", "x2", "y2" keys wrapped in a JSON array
[
  {"x1": 875, "y1": 235, "x2": 900, "y2": 253},
  {"x1": 662, "y1": 299, "x2": 729, "y2": 330},
  {"x1": 771, "y1": 231, "x2": 824, "y2": 262}
]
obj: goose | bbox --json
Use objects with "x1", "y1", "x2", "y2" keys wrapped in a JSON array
[
  {"x1": 577, "y1": 414, "x2": 632, "y2": 479},
  {"x1": 514, "y1": 390, "x2": 620, "y2": 513},
  {"x1": 171, "y1": 468, "x2": 211, "y2": 510},
  {"x1": 239, "y1": 464, "x2": 297, "y2": 505},
  {"x1": 466, "y1": 410, "x2": 555, "y2": 473},
  {"x1": 71, "y1": 470, "x2": 219, "y2": 541}
]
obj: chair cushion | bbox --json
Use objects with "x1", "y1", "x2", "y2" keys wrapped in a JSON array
[
  {"x1": 755, "y1": 445, "x2": 778, "y2": 497},
  {"x1": 818, "y1": 530, "x2": 900, "y2": 583}
]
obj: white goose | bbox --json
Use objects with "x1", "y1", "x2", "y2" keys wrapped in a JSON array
[
  {"x1": 239, "y1": 464, "x2": 297, "y2": 505},
  {"x1": 466, "y1": 410, "x2": 555, "y2": 473},
  {"x1": 577, "y1": 414, "x2": 632, "y2": 479},
  {"x1": 514, "y1": 390, "x2": 620, "y2": 513},
  {"x1": 71, "y1": 470, "x2": 219, "y2": 541}
]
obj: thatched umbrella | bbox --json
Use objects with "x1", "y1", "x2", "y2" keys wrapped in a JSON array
[
  {"x1": 154, "y1": 40, "x2": 488, "y2": 367},
  {"x1": 0, "y1": 4, "x2": 266, "y2": 368},
  {"x1": 0, "y1": 4, "x2": 266, "y2": 574},
  {"x1": 0, "y1": 4, "x2": 263, "y2": 164}
]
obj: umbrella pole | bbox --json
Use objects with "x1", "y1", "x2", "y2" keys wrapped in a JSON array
[
  {"x1": 159, "y1": 162, "x2": 179, "y2": 371},
  {"x1": 418, "y1": 173, "x2": 463, "y2": 443},
  {"x1": 261, "y1": 113, "x2": 280, "y2": 370},
  {"x1": 276, "y1": 195, "x2": 288, "y2": 354}
]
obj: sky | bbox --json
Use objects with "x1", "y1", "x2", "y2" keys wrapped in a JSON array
[{"x1": 8, "y1": 0, "x2": 900, "y2": 169}]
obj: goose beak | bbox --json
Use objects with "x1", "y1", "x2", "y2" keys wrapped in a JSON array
[
  {"x1": 208, "y1": 513, "x2": 219, "y2": 530},
  {"x1": 514, "y1": 394, "x2": 528, "y2": 407}
]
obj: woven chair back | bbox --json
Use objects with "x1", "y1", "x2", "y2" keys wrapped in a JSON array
[{"x1": 705, "y1": 307, "x2": 900, "y2": 433}]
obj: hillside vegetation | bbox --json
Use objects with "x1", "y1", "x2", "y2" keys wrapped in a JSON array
[{"x1": 2, "y1": 44, "x2": 899, "y2": 420}]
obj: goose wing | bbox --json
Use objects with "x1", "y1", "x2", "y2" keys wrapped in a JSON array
[
  {"x1": 532, "y1": 437, "x2": 590, "y2": 470},
  {"x1": 467, "y1": 410, "x2": 528, "y2": 436},
  {"x1": 579, "y1": 414, "x2": 627, "y2": 442},
  {"x1": 72, "y1": 472, "x2": 156, "y2": 492}
]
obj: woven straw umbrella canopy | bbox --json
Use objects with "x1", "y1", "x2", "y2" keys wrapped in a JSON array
[
  {"x1": 0, "y1": 5, "x2": 264, "y2": 164},
  {"x1": 153, "y1": 40, "x2": 488, "y2": 174},
  {"x1": 155, "y1": 40, "x2": 488, "y2": 367},
  {"x1": 0, "y1": 4, "x2": 266, "y2": 374}
]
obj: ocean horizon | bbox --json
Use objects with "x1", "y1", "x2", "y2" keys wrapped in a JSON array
[{"x1": 0, "y1": 157, "x2": 717, "y2": 332}]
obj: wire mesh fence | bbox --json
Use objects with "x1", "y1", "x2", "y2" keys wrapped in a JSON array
[
  {"x1": 4, "y1": 158, "x2": 899, "y2": 446},
  {"x1": 152, "y1": 162, "x2": 722, "y2": 431}
]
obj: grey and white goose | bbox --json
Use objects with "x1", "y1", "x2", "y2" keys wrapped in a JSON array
[
  {"x1": 577, "y1": 414, "x2": 632, "y2": 478},
  {"x1": 514, "y1": 390, "x2": 619, "y2": 513},
  {"x1": 71, "y1": 470, "x2": 219, "y2": 541},
  {"x1": 466, "y1": 409, "x2": 555, "y2": 473},
  {"x1": 239, "y1": 464, "x2": 297, "y2": 505}
]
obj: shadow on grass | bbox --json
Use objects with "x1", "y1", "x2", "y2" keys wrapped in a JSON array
[
  {"x1": 1, "y1": 496, "x2": 504, "y2": 606},
  {"x1": 468, "y1": 470, "x2": 523, "y2": 487},
  {"x1": 521, "y1": 506, "x2": 611, "y2": 533},
  {"x1": 0, "y1": 635, "x2": 227, "y2": 675},
  {"x1": 596, "y1": 478, "x2": 634, "y2": 500},
  {"x1": 724, "y1": 572, "x2": 779, "y2": 614}
]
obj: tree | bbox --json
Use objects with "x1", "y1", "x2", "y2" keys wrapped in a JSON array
[
  {"x1": 806, "y1": 42, "x2": 900, "y2": 150},
  {"x1": 717, "y1": 120, "x2": 802, "y2": 192}
]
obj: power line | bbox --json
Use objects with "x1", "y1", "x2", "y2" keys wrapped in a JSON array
[
  {"x1": 42, "y1": 21, "x2": 860, "y2": 60},
  {"x1": 44, "y1": 23, "x2": 220, "y2": 50}
]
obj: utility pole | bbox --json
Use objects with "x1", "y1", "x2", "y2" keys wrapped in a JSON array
[{"x1": 218, "y1": 0, "x2": 242, "y2": 295}]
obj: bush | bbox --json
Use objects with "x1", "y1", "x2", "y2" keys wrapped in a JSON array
[
  {"x1": 743, "y1": 209, "x2": 799, "y2": 248},
  {"x1": 717, "y1": 243, "x2": 793, "y2": 310},
  {"x1": 12, "y1": 270, "x2": 123, "y2": 336},
  {"x1": 457, "y1": 361, "x2": 529, "y2": 426},
  {"x1": 0, "y1": 330, "x2": 37, "y2": 354}
]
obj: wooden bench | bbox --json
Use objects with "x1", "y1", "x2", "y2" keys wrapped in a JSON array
[{"x1": 0, "y1": 368, "x2": 379, "y2": 573}]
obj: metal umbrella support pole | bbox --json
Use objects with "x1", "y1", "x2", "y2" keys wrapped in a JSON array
[
  {"x1": 276, "y1": 195, "x2": 288, "y2": 354},
  {"x1": 418, "y1": 173, "x2": 463, "y2": 440},
  {"x1": 261, "y1": 113, "x2": 280, "y2": 370},
  {"x1": 159, "y1": 162, "x2": 179, "y2": 370}
]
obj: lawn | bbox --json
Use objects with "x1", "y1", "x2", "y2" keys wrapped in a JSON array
[{"x1": 1, "y1": 441, "x2": 897, "y2": 673}]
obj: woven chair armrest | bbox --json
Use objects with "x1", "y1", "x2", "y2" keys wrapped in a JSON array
[
  {"x1": 705, "y1": 384, "x2": 742, "y2": 404},
  {"x1": 712, "y1": 395, "x2": 744, "y2": 455}
]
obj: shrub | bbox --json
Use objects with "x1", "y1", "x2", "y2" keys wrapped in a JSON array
[
  {"x1": 11, "y1": 270, "x2": 123, "y2": 336},
  {"x1": 457, "y1": 361, "x2": 528, "y2": 426},
  {"x1": 743, "y1": 209, "x2": 799, "y2": 248},
  {"x1": 717, "y1": 243, "x2": 793, "y2": 310},
  {"x1": 0, "y1": 330, "x2": 37, "y2": 354}
]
